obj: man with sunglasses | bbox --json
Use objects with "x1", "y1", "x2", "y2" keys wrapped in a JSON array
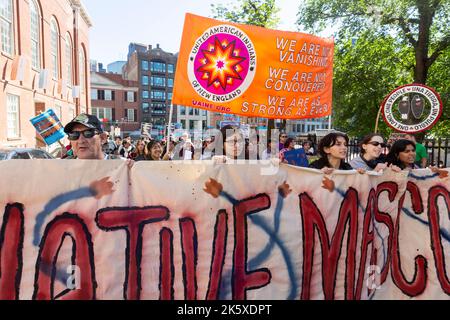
[{"x1": 64, "y1": 113, "x2": 122, "y2": 160}]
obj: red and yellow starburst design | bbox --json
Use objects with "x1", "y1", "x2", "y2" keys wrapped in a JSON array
[{"x1": 197, "y1": 37, "x2": 246, "y2": 90}]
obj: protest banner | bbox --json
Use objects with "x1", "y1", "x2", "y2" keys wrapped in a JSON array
[
  {"x1": 173, "y1": 14, "x2": 334, "y2": 120},
  {"x1": 29, "y1": 109, "x2": 65, "y2": 146},
  {"x1": 1, "y1": 160, "x2": 449, "y2": 300},
  {"x1": 282, "y1": 148, "x2": 309, "y2": 167}
]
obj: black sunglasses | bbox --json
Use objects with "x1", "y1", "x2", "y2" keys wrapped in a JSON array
[
  {"x1": 67, "y1": 129, "x2": 100, "y2": 141},
  {"x1": 368, "y1": 141, "x2": 387, "y2": 148}
]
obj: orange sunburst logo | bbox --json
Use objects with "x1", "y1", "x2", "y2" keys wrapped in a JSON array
[{"x1": 197, "y1": 37, "x2": 246, "y2": 90}]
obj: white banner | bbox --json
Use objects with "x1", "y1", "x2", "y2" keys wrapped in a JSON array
[{"x1": 0, "y1": 160, "x2": 449, "y2": 300}]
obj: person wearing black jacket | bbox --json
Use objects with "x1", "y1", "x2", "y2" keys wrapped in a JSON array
[{"x1": 309, "y1": 132, "x2": 353, "y2": 174}]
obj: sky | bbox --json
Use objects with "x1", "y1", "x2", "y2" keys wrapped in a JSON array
[{"x1": 83, "y1": 0, "x2": 309, "y2": 66}]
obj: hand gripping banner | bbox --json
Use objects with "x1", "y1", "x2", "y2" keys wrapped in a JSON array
[{"x1": 172, "y1": 14, "x2": 334, "y2": 120}]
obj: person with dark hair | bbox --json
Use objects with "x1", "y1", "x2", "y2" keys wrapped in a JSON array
[
  {"x1": 216, "y1": 125, "x2": 245, "y2": 161},
  {"x1": 309, "y1": 132, "x2": 353, "y2": 173},
  {"x1": 145, "y1": 140, "x2": 171, "y2": 161},
  {"x1": 404, "y1": 133, "x2": 427, "y2": 168},
  {"x1": 279, "y1": 138, "x2": 295, "y2": 163},
  {"x1": 386, "y1": 139, "x2": 419, "y2": 170},
  {"x1": 350, "y1": 133, "x2": 388, "y2": 172},
  {"x1": 302, "y1": 140, "x2": 315, "y2": 156}
]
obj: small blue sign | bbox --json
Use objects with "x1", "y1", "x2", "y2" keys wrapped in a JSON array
[{"x1": 30, "y1": 109, "x2": 65, "y2": 146}]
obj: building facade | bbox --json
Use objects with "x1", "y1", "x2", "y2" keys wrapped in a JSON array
[
  {"x1": 0, "y1": 0, "x2": 91, "y2": 149},
  {"x1": 90, "y1": 71, "x2": 139, "y2": 137},
  {"x1": 123, "y1": 43, "x2": 210, "y2": 136},
  {"x1": 107, "y1": 61, "x2": 126, "y2": 74}
]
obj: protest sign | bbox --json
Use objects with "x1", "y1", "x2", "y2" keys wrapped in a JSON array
[
  {"x1": 29, "y1": 109, "x2": 65, "y2": 146},
  {"x1": 283, "y1": 148, "x2": 309, "y2": 167},
  {"x1": 1, "y1": 161, "x2": 450, "y2": 300},
  {"x1": 173, "y1": 14, "x2": 334, "y2": 120}
]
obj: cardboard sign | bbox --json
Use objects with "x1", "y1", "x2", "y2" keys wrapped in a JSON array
[
  {"x1": 173, "y1": 14, "x2": 334, "y2": 120},
  {"x1": 30, "y1": 109, "x2": 65, "y2": 145}
]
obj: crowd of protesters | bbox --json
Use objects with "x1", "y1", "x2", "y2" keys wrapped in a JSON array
[{"x1": 60, "y1": 113, "x2": 445, "y2": 174}]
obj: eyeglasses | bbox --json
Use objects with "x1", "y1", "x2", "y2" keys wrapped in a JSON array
[
  {"x1": 67, "y1": 129, "x2": 100, "y2": 141},
  {"x1": 368, "y1": 141, "x2": 387, "y2": 148},
  {"x1": 280, "y1": 135, "x2": 288, "y2": 138}
]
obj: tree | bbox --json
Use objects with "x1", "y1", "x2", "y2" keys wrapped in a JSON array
[
  {"x1": 211, "y1": 0, "x2": 282, "y2": 134},
  {"x1": 297, "y1": 0, "x2": 450, "y2": 137},
  {"x1": 298, "y1": 0, "x2": 450, "y2": 84},
  {"x1": 211, "y1": 0, "x2": 280, "y2": 28}
]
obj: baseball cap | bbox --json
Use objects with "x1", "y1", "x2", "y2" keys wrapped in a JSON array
[{"x1": 64, "y1": 113, "x2": 103, "y2": 133}]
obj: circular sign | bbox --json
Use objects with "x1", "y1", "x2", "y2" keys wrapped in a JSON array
[
  {"x1": 187, "y1": 24, "x2": 257, "y2": 103},
  {"x1": 381, "y1": 84, "x2": 443, "y2": 133}
]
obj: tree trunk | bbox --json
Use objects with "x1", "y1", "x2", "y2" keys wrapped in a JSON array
[{"x1": 414, "y1": 0, "x2": 434, "y2": 84}]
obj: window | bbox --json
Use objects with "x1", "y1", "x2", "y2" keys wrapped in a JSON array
[
  {"x1": 189, "y1": 108, "x2": 194, "y2": 115},
  {"x1": 79, "y1": 48, "x2": 86, "y2": 93},
  {"x1": 194, "y1": 108, "x2": 199, "y2": 115},
  {"x1": 167, "y1": 78, "x2": 173, "y2": 87},
  {"x1": 127, "y1": 109, "x2": 135, "y2": 122},
  {"x1": 142, "y1": 75, "x2": 149, "y2": 85},
  {"x1": 150, "y1": 61, "x2": 166, "y2": 73},
  {"x1": 142, "y1": 60, "x2": 148, "y2": 71},
  {"x1": 202, "y1": 120, "x2": 207, "y2": 129},
  {"x1": 30, "y1": 0, "x2": 40, "y2": 69},
  {"x1": 91, "y1": 88, "x2": 98, "y2": 100},
  {"x1": 92, "y1": 107, "x2": 112, "y2": 121},
  {"x1": 168, "y1": 64, "x2": 174, "y2": 74},
  {"x1": 202, "y1": 109, "x2": 207, "y2": 116},
  {"x1": 180, "y1": 106, "x2": 186, "y2": 115},
  {"x1": 127, "y1": 91, "x2": 135, "y2": 102},
  {"x1": 168, "y1": 92, "x2": 172, "y2": 101},
  {"x1": 0, "y1": 0, "x2": 14, "y2": 55},
  {"x1": 50, "y1": 19, "x2": 59, "y2": 79},
  {"x1": 65, "y1": 34, "x2": 72, "y2": 86},
  {"x1": 151, "y1": 76, "x2": 165, "y2": 87},
  {"x1": 142, "y1": 102, "x2": 149, "y2": 113},
  {"x1": 151, "y1": 90, "x2": 165, "y2": 100},
  {"x1": 180, "y1": 120, "x2": 185, "y2": 129},
  {"x1": 105, "y1": 90, "x2": 113, "y2": 101},
  {"x1": 142, "y1": 90, "x2": 149, "y2": 99},
  {"x1": 54, "y1": 105, "x2": 62, "y2": 122},
  {"x1": 6, "y1": 94, "x2": 19, "y2": 138}
]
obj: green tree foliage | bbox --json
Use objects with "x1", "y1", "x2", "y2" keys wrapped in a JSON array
[
  {"x1": 332, "y1": 31, "x2": 414, "y2": 137},
  {"x1": 211, "y1": 0, "x2": 280, "y2": 28},
  {"x1": 297, "y1": 0, "x2": 450, "y2": 137}
]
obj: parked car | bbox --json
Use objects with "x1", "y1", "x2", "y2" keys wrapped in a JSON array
[{"x1": 0, "y1": 148, "x2": 55, "y2": 160}]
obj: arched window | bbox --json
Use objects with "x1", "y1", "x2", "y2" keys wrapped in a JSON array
[
  {"x1": 50, "y1": 18, "x2": 59, "y2": 79},
  {"x1": 30, "y1": 0, "x2": 40, "y2": 69},
  {"x1": 79, "y1": 47, "x2": 86, "y2": 93},
  {"x1": 65, "y1": 34, "x2": 72, "y2": 86},
  {"x1": 0, "y1": 0, "x2": 14, "y2": 55}
]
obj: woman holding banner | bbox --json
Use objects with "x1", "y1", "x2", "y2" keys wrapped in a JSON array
[
  {"x1": 350, "y1": 133, "x2": 388, "y2": 172},
  {"x1": 386, "y1": 139, "x2": 419, "y2": 170},
  {"x1": 309, "y1": 132, "x2": 353, "y2": 174},
  {"x1": 145, "y1": 140, "x2": 172, "y2": 161}
]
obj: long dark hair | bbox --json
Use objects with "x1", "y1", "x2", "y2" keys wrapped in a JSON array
[
  {"x1": 317, "y1": 132, "x2": 349, "y2": 159},
  {"x1": 386, "y1": 139, "x2": 416, "y2": 169},
  {"x1": 146, "y1": 140, "x2": 162, "y2": 160}
]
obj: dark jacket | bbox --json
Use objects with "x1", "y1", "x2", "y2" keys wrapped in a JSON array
[{"x1": 309, "y1": 157, "x2": 353, "y2": 170}]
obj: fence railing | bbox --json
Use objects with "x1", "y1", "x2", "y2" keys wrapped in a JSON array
[{"x1": 346, "y1": 138, "x2": 450, "y2": 168}]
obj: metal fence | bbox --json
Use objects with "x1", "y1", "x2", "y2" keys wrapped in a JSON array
[{"x1": 346, "y1": 138, "x2": 450, "y2": 167}]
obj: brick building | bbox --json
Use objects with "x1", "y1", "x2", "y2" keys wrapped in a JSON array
[
  {"x1": 90, "y1": 71, "x2": 139, "y2": 137},
  {"x1": 0, "y1": 0, "x2": 91, "y2": 149}
]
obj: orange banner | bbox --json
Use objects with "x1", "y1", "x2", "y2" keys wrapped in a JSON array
[{"x1": 172, "y1": 14, "x2": 334, "y2": 120}]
